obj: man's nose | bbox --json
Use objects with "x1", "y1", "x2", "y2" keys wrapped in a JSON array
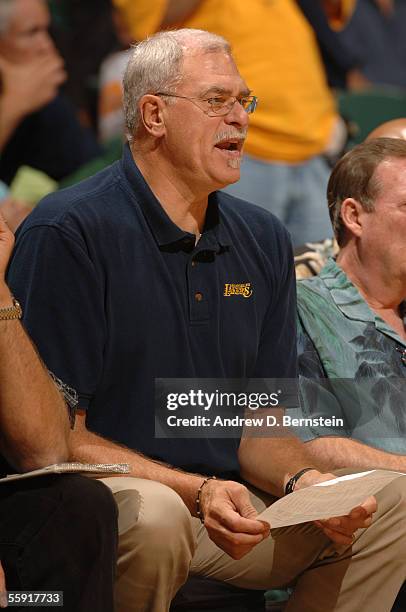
[{"x1": 224, "y1": 99, "x2": 250, "y2": 129}]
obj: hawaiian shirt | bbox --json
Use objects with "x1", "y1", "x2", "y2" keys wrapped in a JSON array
[{"x1": 295, "y1": 258, "x2": 406, "y2": 453}]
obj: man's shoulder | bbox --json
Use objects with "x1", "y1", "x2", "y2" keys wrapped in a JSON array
[
  {"x1": 297, "y1": 273, "x2": 328, "y2": 297},
  {"x1": 18, "y1": 162, "x2": 124, "y2": 234},
  {"x1": 296, "y1": 257, "x2": 341, "y2": 301},
  {"x1": 296, "y1": 274, "x2": 334, "y2": 322},
  {"x1": 296, "y1": 265, "x2": 347, "y2": 339}
]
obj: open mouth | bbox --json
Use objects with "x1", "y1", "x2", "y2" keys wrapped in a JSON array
[{"x1": 214, "y1": 139, "x2": 244, "y2": 155}]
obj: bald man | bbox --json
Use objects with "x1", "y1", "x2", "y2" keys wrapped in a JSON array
[{"x1": 366, "y1": 117, "x2": 406, "y2": 141}]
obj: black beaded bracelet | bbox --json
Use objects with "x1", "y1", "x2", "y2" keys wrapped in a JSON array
[
  {"x1": 285, "y1": 468, "x2": 316, "y2": 495},
  {"x1": 196, "y1": 476, "x2": 217, "y2": 524}
]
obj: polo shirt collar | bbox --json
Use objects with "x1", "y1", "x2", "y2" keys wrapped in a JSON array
[
  {"x1": 120, "y1": 144, "x2": 231, "y2": 251},
  {"x1": 320, "y1": 257, "x2": 406, "y2": 346}
]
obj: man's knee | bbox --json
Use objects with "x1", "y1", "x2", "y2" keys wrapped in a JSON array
[
  {"x1": 110, "y1": 481, "x2": 195, "y2": 610},
  {"x1": 108, "y1": 478, "x2": 195, "y2": 607},
  {"x1": 112, "y1": 479, "x2": 194, "y2": 553},
  {"x1": 375, "y1": 476, "x2": 406, "y2": 521}
]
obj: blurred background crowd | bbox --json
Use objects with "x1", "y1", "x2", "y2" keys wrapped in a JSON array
[{"x1": 1, "y1": 0, "x2": 405, "y2": 246}]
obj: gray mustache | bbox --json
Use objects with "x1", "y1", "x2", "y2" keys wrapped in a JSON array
[{"x1": 214, "y1": 129, "x2": 247, "y2": 145}]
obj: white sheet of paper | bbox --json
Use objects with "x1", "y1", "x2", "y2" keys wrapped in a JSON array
[{"x1": 258, "y1": 470, "x2": 406, "y2": 528}]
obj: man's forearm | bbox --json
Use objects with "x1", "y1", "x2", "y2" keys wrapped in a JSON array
[
  {"x1": 0, "y1": 285, "x2": 69, "y2": 470},
  {"x1": 70, "y1": 421, "x2": 206, "y2": 514},
  {"x1": 305, "y1": 437, "x2": 406, "y2": 473},
  {"x1": 238, "y1": 436, "x2": 323, "y2": 497}
]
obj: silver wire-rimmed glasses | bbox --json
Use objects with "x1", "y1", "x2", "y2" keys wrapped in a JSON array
[{"x1": 154, "y1": 92, "x2": 258, "y2": 116}]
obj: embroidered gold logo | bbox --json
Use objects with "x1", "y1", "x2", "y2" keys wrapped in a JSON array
[{"x1": 223, "y1": 283, "x2": 253, "y2": 298}]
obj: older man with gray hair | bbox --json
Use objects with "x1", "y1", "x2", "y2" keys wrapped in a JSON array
[{"x1": 7, "y1": 28, "x2": 406, "y2": 612}]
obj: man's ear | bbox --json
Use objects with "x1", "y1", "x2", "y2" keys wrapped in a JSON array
[
  {"x1": 139, "y1": 94, "x2": 166, "y2": 137},
  {"x1": 340, "y1": 197, "x2": 365, "y2": 238}
]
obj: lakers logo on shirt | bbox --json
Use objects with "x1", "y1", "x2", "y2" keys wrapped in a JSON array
[{"x1": 223, "y1": 283, "x2": 253, "y2": 298}]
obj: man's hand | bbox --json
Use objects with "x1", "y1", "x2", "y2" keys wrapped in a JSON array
[
  {"x1": 0, "y1": 198, "x2": 31, "y2": 234},
  {"x1": 314, "y1": 496, "x2": 376, "y2": 546},
  {"x1": 200, "y1": 479, "x2": 270, "y2": 559},
  {"x1": 295, "y1": 471, "x2": 377, "y2": 546},
  {"x1": 0, "y1": 213, "x2": 14, "y2": 281},
  {"x1": 0, "y1": 560, "x2": 7, "y2": 608},
  {"x1": 0, "y1": 51, "x2": 66, "y2": 123}
]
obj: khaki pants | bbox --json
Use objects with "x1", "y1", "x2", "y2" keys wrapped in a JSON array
[{"x1": 102, "y1": 476, "x2": 406, "y2": 612}]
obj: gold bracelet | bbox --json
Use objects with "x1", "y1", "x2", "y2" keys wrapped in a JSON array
[{"x1": 0, "y1": 297, "x2": 22, "y2": 320}]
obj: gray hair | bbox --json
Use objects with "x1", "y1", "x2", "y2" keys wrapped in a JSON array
[
  {"x1": 0, "y1": 0, "x2": 15, "y2": 35},
  {"x1": 123, "y1": 28, "x2": 231, "y2": 141}
]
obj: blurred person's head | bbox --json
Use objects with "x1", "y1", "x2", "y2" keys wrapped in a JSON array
[
  {"x1": 124, "y1": 29, "x2": 255, "y2": 193},
  {"x1": 0, "y1": 0, "x2": 55, "y2": 64},
  {"x1": 366, "y1": 118, "x2": 406, "y2": 141}
]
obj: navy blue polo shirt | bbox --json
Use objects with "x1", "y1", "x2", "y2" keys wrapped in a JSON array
[{"x1": 7, "y1": 145, "x2": 297, "y2": 478}]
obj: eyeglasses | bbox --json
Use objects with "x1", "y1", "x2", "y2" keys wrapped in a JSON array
[{"x1": 154, "y1": 92, "x2": 258, "y2": 116}]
